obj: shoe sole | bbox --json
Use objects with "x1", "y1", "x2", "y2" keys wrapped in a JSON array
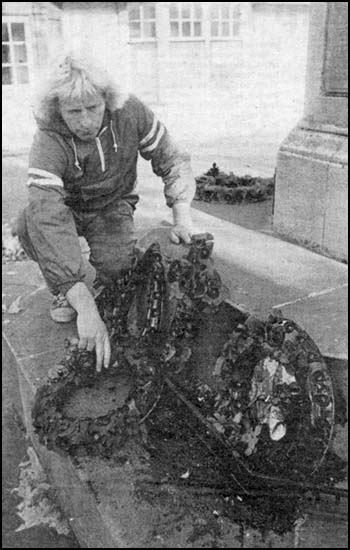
[{"x1": 50, "y1": 310, "x2": 77, "y2": 323}]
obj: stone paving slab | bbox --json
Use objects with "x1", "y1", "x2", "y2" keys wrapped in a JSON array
[
  {"x1": 190, "y1": 210, "x2": 347, "y2": 300},
  {"x1": 4, "y1": 323, "x2": 347, "y2": 549},
  {"x1": 2, "y1": 316, "x2": 291, "y2": 548},
  {"x1": 8, "y1": 348, "x2": 119, "y2": 549},
  {"x1": 297, "y1": 511, "x2": 349, "y2": 549},
  {"x1": 2, "y1": 212, "x2": 348, "y2": 548},
  {"x1": 3, "y1": 323, "x2": 296, "y2": 549},
  {"x1": 275, "y1": 286, "x2": 348, "y2": 360}
]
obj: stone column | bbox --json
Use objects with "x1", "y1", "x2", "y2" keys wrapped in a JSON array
[{"x1": 273, "y1": 2, "x2": 348, "y2": 261}]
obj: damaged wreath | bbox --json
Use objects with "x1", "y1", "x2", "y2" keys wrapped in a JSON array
[
  {"x1": 187, "y1": 311, "x2": 335, "y2": 482},
  {"x1": 32, "y1": 234, "x2": 223, "y2": 458},
  {"x1": 32, "y1": 233, "x2": 336, "y2": 483}
]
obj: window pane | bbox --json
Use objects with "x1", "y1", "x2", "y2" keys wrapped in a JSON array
[
  {"x1": 194, "y1": 22, "x2": 202, "y2": 37},
  {"x1": 211, "y1": 21, "x2": 219, "y2": 37},
  {"x1": 14, "y1": 44, "x2": 27, "y2": 63},
  {"x1": 129, "y1": 22, "x2": 141, "y2": 39},
  {"x1": 2, "y1": 44, "x2": 11, "y2": 64},
  {"x1": 143, "y1": 5, "x2": 155, "y2": 20},
  {"x1": 182, "y1": 21, "x2": 191, "y2": 36},
  {"x1": 221, "y1": 5, "x2": 230, "y2": 19},
  {"x1": 16, "y1": 64, "x2": 29, "y2": 84},
  {"x1": 232, "y1": 21, "x2": 240, "y2": 36},
  {"x1": 170, "y1": 3, "x2": 179, "y2": 19},
  {"x1": 143, "y1": 21, "x2": 156, "y2": 38},
  {"x1": 2, "y1": 66, "x2": 12, "y2": 85},
  {"x1": 11, "y1": 22, "x2": 25, "y2": 41},
  {"x1": 222, "y1": 22, "x2": 230, "y2": 37},
  {"x1": 182, "y1": 4, "x2": 190, "y2": 19},
  {"x1": 194, "y1": 4, "x2": 202, "y2": 19},
  {"x1": 170, "y1": 21, "x2": 179, "y2": 37},
  {"x1": 210, "y1": 5, "x2": 219, "y2": 19},
  {"x1": 233, "y1": 6, "x2": 241, "y2": 18},
  {"x1": 129, "y1": 6, "x2": 140, "y2": 21},
  {"x1": 2, "y1": 23, "x2": 9, "y2": 42}
]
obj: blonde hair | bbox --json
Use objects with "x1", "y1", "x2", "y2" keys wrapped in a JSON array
[{"x1": 34, "y1": 53, "x2": 128, "y2": 123}]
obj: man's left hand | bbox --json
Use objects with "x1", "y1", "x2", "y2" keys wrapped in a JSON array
[
  {"x1": 171, "y1": 202, "x2": 194, "y2": 245},
  {"x1": 170, "y1": 223, "x2": 193, "y2": 244}
]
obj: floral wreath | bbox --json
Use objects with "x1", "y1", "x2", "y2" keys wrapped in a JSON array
[{"x1": 32, "y1": 235, "x2": 335, "y2": 482}]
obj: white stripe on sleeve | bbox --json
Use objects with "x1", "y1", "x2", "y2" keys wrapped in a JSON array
[
  {"x1": 27, "y1": 168, "x2": 64, "y2": 188},
  {"x1": 28, "y1": 168, "x2": 62, "y2": 180},
  {"x1": 140, "y1": 124, "x2": 165, "y2": 153},
  {"x1": 27, "y1": 178, "x2": 64, "y2": 189},
  {"x1": 139, "y1": 117, "x2": 158, "y2": 147}
]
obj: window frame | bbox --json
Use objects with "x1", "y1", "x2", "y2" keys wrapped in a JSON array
[
  {"x1": 2, "y1": 17, "x2": 32, "y2": 86},
  {"x1": 209, "y1": 2, "x2": 242, "y2": 41},
  {"x1": 169, "y1": 2, "x2": 204, "y2": 42},
  {"x1": 128, "y1": 2, "x2": 157, "y2": 43}
]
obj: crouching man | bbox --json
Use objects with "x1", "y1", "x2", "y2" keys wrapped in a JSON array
[{"x1": 17, "y1": 54, "x2": 196, "y2": 372}]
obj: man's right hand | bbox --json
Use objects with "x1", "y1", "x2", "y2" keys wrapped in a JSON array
[
  {"x1": 76, "y1": 308, "x2": 111, "y2": 372},
  {"x1": 66, "y1": 282, "x2": 111, "y2": 372}
]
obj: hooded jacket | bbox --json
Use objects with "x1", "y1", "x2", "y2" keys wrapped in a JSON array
[{"x1": 24, "y1": 94, "x2": 195, "y2": 295}]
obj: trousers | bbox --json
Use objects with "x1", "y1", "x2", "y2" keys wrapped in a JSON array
[{"x1": 17, "y1": 199, "x2": 137, "y2": 294}]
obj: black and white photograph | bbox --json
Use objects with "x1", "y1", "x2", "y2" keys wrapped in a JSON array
[{"x1": 2, "y1": 2, "x2": 348, "y2": 548}]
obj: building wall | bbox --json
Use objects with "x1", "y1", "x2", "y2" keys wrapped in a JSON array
[
  {"x1": 2, "y1": 1, "x2": 310, "y2": 151},
  {"x1": 30, "y1": 2, "x2": 63, "y2": 75},
  {"x1": 50, "y1": 1, "x2": 305, "y2": 106},
  {"x1": 247, "y1": 4, "x2": 309, "y2": 99},
  {"x1": 60, "y1": 2, "x2": 130, "y2": 88},
  {"x1": 2, "y1": 2, "x2": 62, "y2": 81},
  {"x1": 2, "y1": 1, "x2": 310, "y2": 103},
  {"x1": 122, "y1": 2, "x2": 310, "y2": 106},
  {"x1": 2, "y1": 2, "x2": 63, "y2": 152}
]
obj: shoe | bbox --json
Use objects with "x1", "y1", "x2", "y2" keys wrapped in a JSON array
[{"x1": 50, "y1": 294, "x2": 77, "y2": 323}]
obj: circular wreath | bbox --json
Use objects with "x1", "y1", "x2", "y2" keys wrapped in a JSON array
[
  {"x1": 31, "y1": 339, "x2": 164, "y2": 458},
  {"x1": 32, "y1": 236, "x2": 335, "y2": 480},
  {"x1": 189, "y1": 311, "x2": 335, "y2": 481},
  {"x1": 32, "y1": 236, "x2": 222, "y2": 458}
]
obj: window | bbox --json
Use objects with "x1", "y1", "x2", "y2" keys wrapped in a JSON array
[
  {"x1": 2, "y1": 21, "x2": 29, "y2": 85},
  {"x1": 128, "y1": 3, "x2": 156, "y2": 41},
  {"x1": 210, "y1": 2, "x2": 242, "y2": 38},
  {"x1": 169, "y1": 2, "x2": 203, "y2": 39}
]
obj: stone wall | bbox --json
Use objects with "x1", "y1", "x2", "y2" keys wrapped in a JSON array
[{"x1": 274, "y1": 2, "x2": 348, "y2": 261}]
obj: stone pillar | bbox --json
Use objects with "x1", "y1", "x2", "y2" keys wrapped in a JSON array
[{"x1": 273, "y1": 2, "x2": 348, "y2": 261}]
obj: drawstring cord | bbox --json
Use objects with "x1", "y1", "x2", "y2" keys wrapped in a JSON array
[
  {"x1": 110, "y1": 120, "x2": 118, "y2": 153},
  {"x1": 71, "y1": 120, "x2": 118, "y2": 173},
  {"x1": 71, "y1": 138, "x2": 82, "y2": 171}
]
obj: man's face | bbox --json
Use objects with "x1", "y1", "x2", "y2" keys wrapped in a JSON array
[{"x1": 59, "y1": 94, "x2": 106, "y2": 141}]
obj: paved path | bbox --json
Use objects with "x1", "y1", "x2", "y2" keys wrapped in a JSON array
[{"x1": 2, "y1": 345, "x2": 80, "y2": 548}]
